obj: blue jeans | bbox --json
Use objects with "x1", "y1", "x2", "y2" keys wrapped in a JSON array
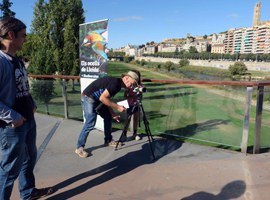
[
  {"x1": 77, "y1": 95, "x2": 113, "y2": 148},
  {"x1": 0, "y1": 119, "x2": 37, "y2": 200}
]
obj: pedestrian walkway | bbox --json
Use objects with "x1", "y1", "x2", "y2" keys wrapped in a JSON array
[{"x1": 11, "y1": 113, "x2": 270, "y2": 200}]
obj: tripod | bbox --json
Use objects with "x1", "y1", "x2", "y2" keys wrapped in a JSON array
[{"x1": 115, "y1": 96, "x2": 156, "y2": 160}]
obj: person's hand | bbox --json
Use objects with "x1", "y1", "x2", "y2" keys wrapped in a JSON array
[
  {"x1": 112, "y1": 114, "x2": 120, "y2": 122},
  {"x1": 117, "y1": 105, "x2": 126, "y2": 113},
  {"x1": 11, "y1": 117, "x2": 26, "y2": 128},
  {"x1": 112, "y1": 113, "x2": 120, "y2": 122}
]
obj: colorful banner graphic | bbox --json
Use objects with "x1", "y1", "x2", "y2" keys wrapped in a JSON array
[{"x1": 79, "y1": 19, "x2": 109, "y2": 78}]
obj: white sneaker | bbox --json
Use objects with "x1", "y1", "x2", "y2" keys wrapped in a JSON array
[
  {"x1": 75, "y1": 147, "x2": 88, "y2": 158},
  {"x1": 135, "y1": 135, "x2": 141, "y2": 141}
]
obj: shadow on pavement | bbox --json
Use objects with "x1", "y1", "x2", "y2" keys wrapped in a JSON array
[
  {"x1": 181, "y1": 180, "x2": 246, "y2": 200},
  {"x1": 45, "y1": 138, "x2": 182, "y2": 199}
]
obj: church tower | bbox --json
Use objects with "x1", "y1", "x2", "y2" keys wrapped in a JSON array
[{"x1": 253, "y1": 1, "x2": 261, "y2": 27}]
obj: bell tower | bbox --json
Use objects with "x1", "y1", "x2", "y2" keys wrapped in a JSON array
[{"x1": 253, "y1": 1, "x2": 261, "y2": 27}]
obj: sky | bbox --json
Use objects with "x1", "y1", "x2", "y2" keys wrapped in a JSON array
[{"x1": 8, "y1": 0, "x2": 270, "y2": 49}]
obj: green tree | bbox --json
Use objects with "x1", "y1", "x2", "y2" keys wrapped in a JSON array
[
  {"x1": 29, "y1": 0, "x2": 49, "y2": 74},
  {"x1": 164, "y1": 61, "x2": 174, "y2": 72},
  {"x1": 179, "y1": 58, "x2": 190, "y2": 67},
  {"x1": 0, "y1": 0, "x2": 15, "y2": 17},
  {"x1": 17, "y1": 33, "x2": 35, "y2": 61},
  {"x1": 175, "y1": 47, "x2": 179, "y2": 55},
  {"x1": 62, "y1": 18, "x2": 77, "y2": 75},
  {"x1": 46, "y1": 0, "x2": 66, "y2": 73},
  {"x1": 31, "y1": 79, "x2": 55, "y2": 114},
  {"x1": 228, "y1": 61, "x2": 248, "y2": 76},
  {"x1": 62, "y1": 0, "x2": 84, "y2": 76},
  {"x1": 140, "y1": 59, "x2": 146, "y2": 66},
  {"x1": 29, "y1": 0, "x2": 84, "y2": 75},
  {"x1": 29, "y1": 0, "x2": 55, "y2": 113},
  {"x1": 189, "y1": 46, "x2": 198, "y2": 53}
]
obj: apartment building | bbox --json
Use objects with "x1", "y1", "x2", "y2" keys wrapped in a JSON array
[
  {"x1": 211, "y1": 33, "x2": 225, "y2": 54},
  {"x1": 243, "y1": 28, "x2": 255, "y2": 54},
  {"x1": 224, "y1": 29, "x2": 235, "y2": 54},
  {"x1": 254, "y1": 25, "x2": 270, "y2": 54},
  {"x1": 234, "y1": 28, "x2": 245, "y2": 54}
]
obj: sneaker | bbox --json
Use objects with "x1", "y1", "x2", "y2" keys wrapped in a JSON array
[
  {"x1": 30, "y1": 187, "x2": 55, "y2": 200},
  {"x1": 104, "y1": 140, "x2": 122, "y2": 147},
  {"x1": 75, "y1": 147, "x2": 88, "y2": 158},
  {"x1": 132, "y1": 133, "x2": 141, "y2": 141},
  {"x1": 135, "y1": 135, "x2": 142, "y2": 141}
]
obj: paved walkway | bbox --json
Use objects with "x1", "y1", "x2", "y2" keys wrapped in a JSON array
[{"x1": 10, "y1": 113, "x2": 270, "y2": 200}]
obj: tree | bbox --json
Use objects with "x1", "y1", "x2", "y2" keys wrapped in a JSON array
[
  {"x1": 189, "y1": 46, "x2": 198, "y2": 53},
  {"x1": 29, "y1": 0, "x2": 48, "y2": 74},
  {"x1": 164, "y1": 61, "x2": 174, "y2": 72},
  {"x1": 29, "y1": 0, "x2": 55, "y2": 114},
  {"x1": 17, "y1": 33, "x2": 35, "y2": 61},
  {"x1": 179, "y1": 59, "x2": 190, "y2": 67},
  {"x1": 0, "y1": 0, "x2": 15, "y2": 17},
  {"x1": 228, "y1": 61, "x2": 248, "y2": 76},
  {"x1": 29, "y1": 0, "x2": 84, "y2": 75},
  {"x1": 31, "y1": 79, "x2": 55, "y2": 114},
  {"x1": 62, "y1": 0, "x2": 84, "y2": 76},
  {"x1": 175, "y1": 47, "x2": 179, "y2": 55}
]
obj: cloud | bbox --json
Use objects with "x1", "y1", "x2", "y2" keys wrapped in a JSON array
[
  {"x1": 113, "y1": 16, "x2": 143, "y2": 22},
  {"x1": 227, "y1": 13, "x2": 239, "y2": 19}
]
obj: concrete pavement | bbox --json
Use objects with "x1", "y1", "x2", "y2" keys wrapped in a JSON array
[{"x1": 10, "y1": 113, "x2": 270, "y2": 200}]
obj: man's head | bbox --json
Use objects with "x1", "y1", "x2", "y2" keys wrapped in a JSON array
[
  {"x1": 121, "y1": 71, "x2": 139, "y2": 88},
  {"x1": 0, "y1": 16, "x2": 27, "y2": 53}
]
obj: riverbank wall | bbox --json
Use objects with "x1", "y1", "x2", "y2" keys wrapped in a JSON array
[{"x1": 135, "y1": 56, "x2": 270, "y2": 72}]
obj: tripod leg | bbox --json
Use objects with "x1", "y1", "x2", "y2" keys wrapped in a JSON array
[
  {"x1": 115, "y1": 114, "x2": 132, "y2": 150},
  {"x1": 143, "y1": 119, "x2": 156, "y2": 160},
  {"x1": 140, "y1": 104, "x2": 155, "y2": 160},
  {"x1": 143, "y1": 116, "x2": 154, "y2": 142}
]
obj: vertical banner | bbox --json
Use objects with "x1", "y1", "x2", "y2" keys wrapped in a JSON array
[
  {"x1": 79, "y1": 19, "x2": 109, "y2": 130},
  {"x1": 79, "y1": 19, "x2": 109, "y2": 79}
]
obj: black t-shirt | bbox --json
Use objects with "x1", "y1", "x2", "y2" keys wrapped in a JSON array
[
  {"x1": 83, "y1": 77, "x2": 122, "y2": 101},
  {"x1": 11, "y1": 57, "x2": 35, "y2": 120}
]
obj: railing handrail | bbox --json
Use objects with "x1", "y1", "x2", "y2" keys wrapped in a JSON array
[{"x1": 142, "y1": 79, "x2": 270, "y2": 87}]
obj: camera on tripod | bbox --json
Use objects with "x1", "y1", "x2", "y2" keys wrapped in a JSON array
[{"x1": 132, "y1": 85, "x2": 146, "y2": 95}]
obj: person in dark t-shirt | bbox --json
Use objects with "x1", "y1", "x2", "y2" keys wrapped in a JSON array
[{"x1": 75, "y1": 71, "x2": 139, "y2": 158}]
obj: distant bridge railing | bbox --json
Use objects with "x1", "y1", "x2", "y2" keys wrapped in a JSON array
[{"x1": 29, "y1": 74, "x2": 270, "y2": 154}]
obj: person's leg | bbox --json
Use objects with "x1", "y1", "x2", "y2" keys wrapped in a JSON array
[
  {"x1": 0, "y1": 125, "x2": 27, "y2": 200},
  {"x1": 100, "y1": 107, "x2": 113, "y2": 143},
  {"x1": 133, "y1": 111, "x2": 139, "y2": 134},
  {"x1": 132, "y1": 106, "x2": 138, "y2": 134},
  {"x1": 18, "y1": 120, "x2": 37, "y2": 199},
  {"x1": 77, "y1": 96, "x2": 97, "y2": 148},
  {"x1": 132, "y1": 109, "x2": 141, "y2": 140}
]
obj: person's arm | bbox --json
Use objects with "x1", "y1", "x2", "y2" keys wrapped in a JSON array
[
  {"x1": 99, "y1": 89, "x2": 126, "y2": 112},
  {"x1": 109, "y1": 107, "x2": 120, "y2": 122},
  {"x1": 0, "y1": 60, "x2": 25, "y2": 127},
  {"x1": 0, "y1": 101, "x2": 25, "y2": 127}
]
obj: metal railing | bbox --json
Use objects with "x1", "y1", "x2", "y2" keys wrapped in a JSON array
[{"x1": 29, "y1": 74, "x2": 270, "y2": 154}]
